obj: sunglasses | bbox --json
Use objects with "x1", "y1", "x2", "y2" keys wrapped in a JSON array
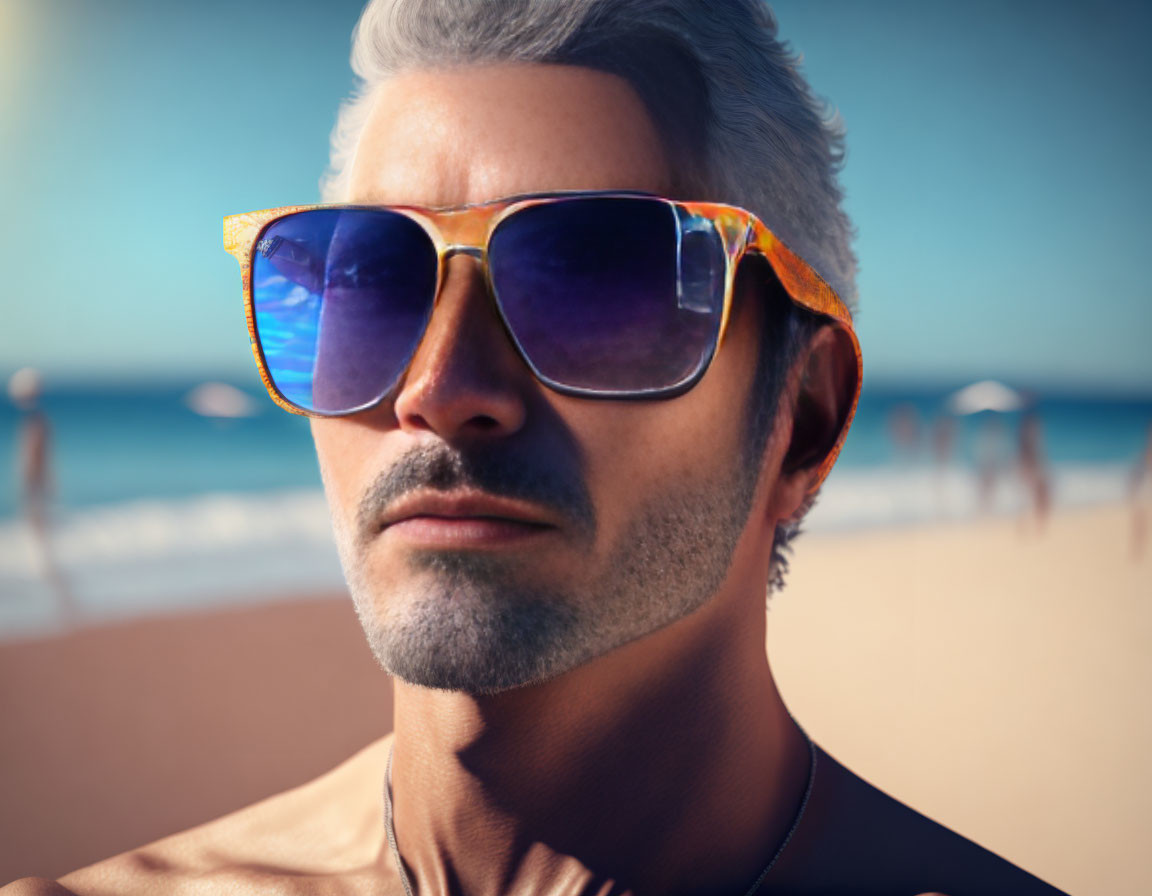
[{"x1": 224, "y1": 191, "x2": 861, "y2": 474}]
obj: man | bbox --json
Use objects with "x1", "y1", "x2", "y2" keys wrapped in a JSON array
[{"x1": 8, "y1": 0, "x2": 1065, "y2": 893}]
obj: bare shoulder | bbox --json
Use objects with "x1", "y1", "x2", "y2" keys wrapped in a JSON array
[
  {"x1": 770, "y1": 745, "x2": 1070, "y2": 895},
  {"x1": 50, "y1": 736, "x2": 392, "y2": 895},
  {"x1": 0, "y1": 880, "x2": 79, "y2": 896}
]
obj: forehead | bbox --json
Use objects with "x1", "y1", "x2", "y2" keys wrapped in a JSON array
[{"x1": 347, "y1": 63, "x2": 673, "y2": 207}]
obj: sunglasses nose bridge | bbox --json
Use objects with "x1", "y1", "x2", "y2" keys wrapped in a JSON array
[
  {"x1": 430, "y1": 203, "x2": 492, "y2": 274},
  {"x1": 430, "y1": 202, "x2": 493, "y2": 251},
  {"x1": 443, "y1": 244, "x2": 485, "y2": 261}
]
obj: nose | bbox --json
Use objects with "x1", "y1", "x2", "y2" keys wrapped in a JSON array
[{"x1": 391, "y1": 255, "x2": 530, "y2": 440}]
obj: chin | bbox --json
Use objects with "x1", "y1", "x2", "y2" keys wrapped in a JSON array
[{"x1": 348, "y1": 557, "x2": 594, "y2": 694}]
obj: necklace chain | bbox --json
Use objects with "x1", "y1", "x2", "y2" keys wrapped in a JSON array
[{"x1": 383, "y1": 730, "x2": 816, "y2": 896}]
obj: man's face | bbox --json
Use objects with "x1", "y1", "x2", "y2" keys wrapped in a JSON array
[{"x1": 312, "y1": 64, "x2": 775, "y2": 694}]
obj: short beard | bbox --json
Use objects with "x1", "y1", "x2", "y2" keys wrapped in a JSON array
[
  {"x1": 328, "y1": 434, "x2": 762, "y2": 696},
  {"x1": 356, "y1": 552, "x2": 585, "y2": 694}
]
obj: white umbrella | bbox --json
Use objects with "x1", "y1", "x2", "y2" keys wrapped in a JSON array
[
  {"x1": 946, "y1": 379, "x2": 1025, "y2": 415},
  {"x1": 184, "y1": 382, "x2": 259, "y2": 418}
]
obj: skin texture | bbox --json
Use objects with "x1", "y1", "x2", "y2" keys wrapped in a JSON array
[{"x1": 6, "y1": 64, "x2": 1066, "y2": 896}]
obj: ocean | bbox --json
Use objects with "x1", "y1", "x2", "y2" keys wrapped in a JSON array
[{"x1": 1, "y1": 381, "x2": 1149, "y2": 639}]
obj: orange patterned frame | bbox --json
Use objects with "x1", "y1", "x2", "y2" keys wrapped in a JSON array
[{"x1": 223, "y1": 191, "x2": 862, "y2": 487}]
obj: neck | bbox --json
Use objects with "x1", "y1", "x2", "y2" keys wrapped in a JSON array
[{"x1": 386, "y1": 577, "x2": 811, "y2": 896}]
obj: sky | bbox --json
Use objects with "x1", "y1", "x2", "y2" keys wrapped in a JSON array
[{"x1": 1, "y1": 0, "x2": 1150, "y2": 393}]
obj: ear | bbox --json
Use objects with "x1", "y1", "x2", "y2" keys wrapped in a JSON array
[{"x1": 765, "y1": 322, "x2": 859, "y2": 521}]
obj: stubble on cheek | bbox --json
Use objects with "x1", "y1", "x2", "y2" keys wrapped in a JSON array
[
  {"x1": 321, "y1": 412, "x2": 761, "y2": 695},
  {"x1": 339, "y1": 463, "x2": 755, "y2": 696}
]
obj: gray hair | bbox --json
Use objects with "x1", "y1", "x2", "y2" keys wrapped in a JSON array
[{"x1": 321, "y1": 0, "x2": 857, "y2": 307}]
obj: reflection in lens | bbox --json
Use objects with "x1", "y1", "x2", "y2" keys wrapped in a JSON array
[
  {"x1": 489, "y1": 197, "x2": 726, "y2": 395},
  {"x1": 251, "y1": 209, "x2": 438, "y2": 413}
]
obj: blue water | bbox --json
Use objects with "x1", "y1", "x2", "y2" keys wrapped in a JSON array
[
  {"x1": 0, "y1": 383, "x2": 317, "y2": 516},
  {"x1": 0, "y1": 380, "x2": 1149, "y2": 517}
]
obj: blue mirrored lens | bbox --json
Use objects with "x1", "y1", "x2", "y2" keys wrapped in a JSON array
[{"x1": 251, "y1": 209, "x2": 437, "y2": 413}]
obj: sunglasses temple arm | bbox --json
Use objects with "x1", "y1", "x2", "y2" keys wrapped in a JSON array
[{"x1": 739, "y1": 216, "x2": 863, "y2": 493}]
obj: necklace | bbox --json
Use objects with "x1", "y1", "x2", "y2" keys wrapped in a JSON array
[{"x1": 383, "y1": 730, "x2": 817, "y2": 896}]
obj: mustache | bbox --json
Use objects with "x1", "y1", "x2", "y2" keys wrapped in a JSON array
[{"x1": 355, "y1": 442, "x2": 596, "y2": 543}]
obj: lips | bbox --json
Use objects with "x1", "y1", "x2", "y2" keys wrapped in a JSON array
[{"x1": 377, "y1": 489, "x2": 559, "y2": 534}]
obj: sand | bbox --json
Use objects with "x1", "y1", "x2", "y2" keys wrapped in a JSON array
[
  {"x1": 0, "y1": 597, "x2": 394, "y2": 882},
  {"x1": 769, "y1": 504, "x2": 1152, "y2": 896},
  {"x1": 1, "y1": 504, "x2": 1149, "y2": 893}
]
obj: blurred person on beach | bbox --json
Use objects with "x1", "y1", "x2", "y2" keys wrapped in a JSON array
[
  {"x1": 888, "y1": 401, "x2": 922, "y2": 463},
  {"x1": 6, "y1": 368, "x2": 76, "y2": 626},
  {"x1": 1017, "y1": 410, "x2": 1051, "y2": 535},
  {"x1": 1130, "y1": 422, "x2": 1152, "y2": 559},
  {"x1": 6, "y1": 1, "x2": 1065, "y2": 894},
  {"x1": 930, "y1": 415, "x2": 957, "y2": 513},
  {"x1": 975, "y1": 415, "x2": 1008, "y2": 513}
]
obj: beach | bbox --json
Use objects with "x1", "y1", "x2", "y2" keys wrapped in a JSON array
[
  {"x1": 771, "y1": 503, "x2": 1151, "y2": 896},
  {"x1": 1, "y1": 503, "x2": 1149, "y2": 894}
]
